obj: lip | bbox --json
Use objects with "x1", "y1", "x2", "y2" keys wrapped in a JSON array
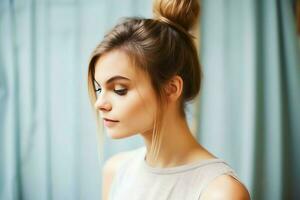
[
  {"x1": 103, "y1": 118, "x2": 119, "y2": 122},
  {"x1": 103, "y1": 118, "x2": 119, "y2": 127}
]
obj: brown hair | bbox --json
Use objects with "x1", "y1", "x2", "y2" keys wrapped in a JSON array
[{"x1": 88, "y1": 0, "x2": 202, "y2": 161}]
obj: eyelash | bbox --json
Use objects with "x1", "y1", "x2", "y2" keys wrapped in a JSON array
[{"x1": 95, "y1": 88, "x2": 127, "y2": 96}]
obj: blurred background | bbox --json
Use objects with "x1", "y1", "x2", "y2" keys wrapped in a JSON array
[{"x1": 1, "y1": 0, "x2": 300, "y2": 200}]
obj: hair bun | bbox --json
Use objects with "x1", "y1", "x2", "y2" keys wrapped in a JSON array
[{"x1": 153, "y1": 0, "x2": 200, "y2": 31}]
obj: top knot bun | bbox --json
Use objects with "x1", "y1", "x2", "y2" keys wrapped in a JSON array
[{"x1": 153, "y1": 0, "x2": 200, "y2": 31}]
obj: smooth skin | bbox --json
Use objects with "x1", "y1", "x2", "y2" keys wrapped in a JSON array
[{"x1": 94, "y1": 50, "x2": 251, "y2": 200}]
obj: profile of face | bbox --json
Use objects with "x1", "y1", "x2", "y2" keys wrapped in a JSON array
[{"x1": 94, "y1": 50, "x2": 158, "y2": 139}]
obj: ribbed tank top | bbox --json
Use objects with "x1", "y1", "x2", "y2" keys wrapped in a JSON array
[{"x1": 108, "y1": 146, "x2": 245, "y2": 200}]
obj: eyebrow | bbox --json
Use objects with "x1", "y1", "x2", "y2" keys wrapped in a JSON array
[{"x1": 94, "y1": 75, "x2": 130, "y2": 86}]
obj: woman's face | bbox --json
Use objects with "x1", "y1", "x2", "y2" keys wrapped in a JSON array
[{"x1": 93, "y1": 49, "x2": 158, "y2": 139}]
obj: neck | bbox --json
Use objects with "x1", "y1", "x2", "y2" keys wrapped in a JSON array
[{"x1": 140, "y1": 110, "x2": 204, "y2": 168}]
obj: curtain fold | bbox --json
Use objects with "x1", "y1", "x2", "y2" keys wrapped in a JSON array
[
  {"x1": 1, "y1": 0, "x2": 299, "y2": 200},
  {"x1": 199, "y1": 0, "x2": 300, "y2": 199}
]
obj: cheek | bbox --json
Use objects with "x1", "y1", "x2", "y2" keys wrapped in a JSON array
[{"x1": 119, "y1": 90, "x2": 157, "y2": 133}]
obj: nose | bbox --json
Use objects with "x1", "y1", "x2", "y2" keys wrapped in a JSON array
[{"x1": 94, "y1": 96, "x2": 112, "y2": 111}]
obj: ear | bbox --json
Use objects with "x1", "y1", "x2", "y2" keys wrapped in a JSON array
[{"x1": 164, "y1": 75, "x2": 183, "y2": 102}]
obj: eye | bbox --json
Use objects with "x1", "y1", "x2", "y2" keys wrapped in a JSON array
[
  {"x1": 114, "y1": 89, "x2": 127, "y2": 96},
  {"x1": 95, "y1": 88, "x2": 101, "y2": 95}
]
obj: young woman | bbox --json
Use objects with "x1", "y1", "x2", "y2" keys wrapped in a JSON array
[{"x1": 87, "y1": 0, "x2": 251, "y2": 199}]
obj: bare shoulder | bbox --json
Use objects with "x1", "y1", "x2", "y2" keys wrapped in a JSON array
[
  {"x1": 200, "y1": 174, "x2": 251, "y2": 200},
  {"x1": 102, "y1": 148, "x2": 138, "y2": 200}
]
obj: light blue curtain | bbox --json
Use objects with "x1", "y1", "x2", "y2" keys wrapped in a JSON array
[
  {"x1": 1, "y1": 0, "x2": 299, "y2": 200},
  {"x1": 199, "y1": 0, "x2": 300, "y2": 200},
  {"x1": 0, "y1": 0, "x2": 151, "y2": 199}
]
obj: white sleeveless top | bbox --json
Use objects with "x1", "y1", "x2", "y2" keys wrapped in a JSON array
[{"x1": 108, "y1": 146, "x2": 245, "y2": 200}]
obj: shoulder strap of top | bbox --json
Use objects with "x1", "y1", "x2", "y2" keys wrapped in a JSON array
[{"x1": 196, "y1": 163, "x2": 245, "y2": 200}]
